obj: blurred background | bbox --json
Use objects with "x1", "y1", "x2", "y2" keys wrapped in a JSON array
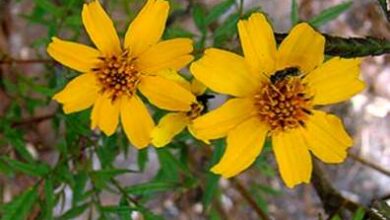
[{"x1": 0, "y1": 0, "x2": 389, "y2": 219}]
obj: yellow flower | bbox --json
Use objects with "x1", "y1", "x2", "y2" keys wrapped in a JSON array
[
  {"x1": 190, "y1": 13, "x2": 365, "y2": 188},
  {"x1": 47, "y1": 0, "x2": 194, "y2": 149},
  {"x1": 151, "y1": 71, "x2": 208, "y2": 147}
]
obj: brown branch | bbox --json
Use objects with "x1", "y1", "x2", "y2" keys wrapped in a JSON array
[
  {"x1": 310, "y1": 160, "x2": 388, "y2": 220},
  {"x1": 110, "y1": 178, "x2": 140, "y2": 206},
  {"x1": 348, "y1": 152, "x2": 390, "y2": 177},
  {"x1": 212, "y1": 199, "x2": 231, "y2": 220},
  {"x1": 275, "y1": 33, "x2": 390, "y2": 58},
  {"x1": 230, "y1": 177, "x2": 270, "y2": 220},
  {"x1": 11, "y1": 113, "x2": 55, "y2": 127}
]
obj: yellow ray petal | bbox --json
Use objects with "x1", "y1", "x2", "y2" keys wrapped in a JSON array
[
  {"x1": 121, "y1": 95, "x2": 154, "y2": 149},
  {"x1": 138, "y1": 75, "x2": 196, "y2": 111},
  {"x1": 191, "y1": 79, "x2": 207, "y2": 96},
  {"x1": 305, "y1": 57, "x2": 365, "y2": 105},
  {"x1": 82, "y1": 0, "x2": 121, "y2": 56},
  {"x1": 151, "y1": 113, "x2": 190, "y2": 147},
  {"x1": 277, "y1": 23, "x2": 325, "y2": 74},
  {"x1": 136, "y1": 38, "x2": 193, "y2": 74},
  {"x1": 187, "y1": 124, "x2": 209, "y2": 144},
  {"x1": 125, "y1": 0, "x2": 169, "y2": 57},
  {"x1": 211, "y1": 118, "x2": 268, "y2": 178},
  {"x1": 238, "y1": 13, "x2": 277, "y2": 75},
  {"x1": 47, "y1": 37, "x2": 101, "y2": 73},
  {"x1": 190, "y1": 48, "x2": 260, "y2": 97},
  {"x1": 53, "y1": 73, "x2": 99, "y2": 114},
  {"x1": 303, "y1": 111, "x2": 352, "y2": 163},
  {"x1": 155, "y1": 69, "x2": 191, "y2": 91},
  {"x1": 90, "y1": 93, "x2": 120, "y2": 136},
  {"x1": 191, "y1": 98, "x2": 257, "y2": 140},
  {"x1": 272, "y1": 129, "x2": 312, "y2": 188}
]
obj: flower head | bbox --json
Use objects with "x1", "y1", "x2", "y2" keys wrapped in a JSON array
[
  {"x1": 190, "y1": 13, "x2": 365, "y2": 187},
  {"x1": 151, "y1": 71, "x2": 208, "y2": 147},
  {"x1": 48, "y1": 0, "x2": 194, "y2": 149}
]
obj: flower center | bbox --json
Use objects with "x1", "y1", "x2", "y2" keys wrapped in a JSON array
[
  {"x1": 94, "y1": 50, "x2": 140, "y2": 101},
  {"x1": 254, "y1": 68, "x2": 313, "y2": 133},
  {"x1": 186, "y1": 102, "x2": 204, "y2": 120}
]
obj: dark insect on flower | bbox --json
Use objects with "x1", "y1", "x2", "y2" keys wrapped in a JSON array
[{"x1": 270, "y1": 67, "x2": 301, "y2": 84}]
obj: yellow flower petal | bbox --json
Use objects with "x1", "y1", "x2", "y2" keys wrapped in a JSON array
[
  {"x1": 125, "y1": 0, "x2": 169, "y2": 57},
  {"x1": 187, "y1": 124, "x2": 209, "y2": 144},
  {"x1": 238, "y1": 13, "x2": 277, "y2": 75},
  {"x1": 154, "y1": 69, "x2": 191, "y2": 91},
  {"x1": 151, "y1": 113, "x2": 190, "y2": 147},
  {"x1": 191, "y1": 79, "x2": 207, "y2": 96},
  {"x1": 138, "y1": 75, "x2": 196, "y2": 111},
  {"x1": 47, "y1": 37, "x2": 101, "y2": 73},
  {"x1": 277, "y1": 23, "x2": 325, "y2": 74},
  {"x1": 303, "y1": 111, "x2": 352, "y2": 163},
  {"x1": 191, "y1": 98, "x2": 257, "y2": 140},
  {"x1": 121, "y1": 95, "x2": 154, "y2": 149},
  {"x1": 190, "y1": 48, "x2": 259, "y2": 97},
  {"x1": 272, "y1": 129, "x2": 312, "y2": 188},
  {"x1": 211, "y1": 118, "x2": 268, "y2": 178},
  {"x1": 305, "y1": 57, "x2": 365, "y2": 105},
  {"x1": 82, "y1": 0, "x2": 121, "y2": 56},
  {"x1": 91, "y1": 93, "x2": 120, "y2": 136},
  {"x1": 136, "y1": 38, "x2": 194, "y2": 74},
  {"x1": 53, "y1": 73, "x2": 99, "y2": 114}
]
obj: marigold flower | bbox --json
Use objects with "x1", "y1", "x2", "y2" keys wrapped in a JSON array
[
  {"x1": 151, "y1": 72, "x2": 207, "y2": 147},
  {"x1": 47, "y1": 0, "x2": 194, "y2": 148},
  {"x1": 190, "y1": 13, "x2": 365, "y2": 187}
]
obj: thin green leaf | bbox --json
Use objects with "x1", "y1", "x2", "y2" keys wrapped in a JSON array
[
  {"x1": 34, "y1": 0, "x2": 63, "y2": 15},
  {"x1": 0, "y1": 159, "x2": 12, "y2": 176},
  {"x1": 1, "y1": 157, "x2": 50, "y2": 177},
  {"x1": 214, "y1": 8, "x2": 262, "y2": 47},
  {"x1": 135, "y1": 206, "x2": 164, "y2": 220},
  {"x1": 156, "y1": 148, "x2": 191, "y2": 181},
  {"x1": 257, "y1": 184, "x2": 281, "y2": 196},
  {"x1": 309, "y1": 1, "x2": 353, "y2": 28},
  {"x1": 90, "y1": 169, "x2": 136, "y2": 177},
  {"x1": 6, "y1": 131, "x2": 35, "y2": 163},
  {"x1": 202, "y1": 140, "x2": 225, "y2": 208},
  {"x1": 57, "y1": 204, "x2": 89, "y2": 220},
  {"x1": 291, "y1": 0, "x2": 299, "y2": 25},
  {"x1": 330, "y1": 215, "x2": 342, "y2": 220},
  {"x1": 72, "y1": 172, "x2": 88, "y2": 206},
  {"x1": 213, "y1": 13, "x2": 240, "y2": 47},
  {"x1": 118, "y1": 197, "x2": 132, "y2": 220},
  {"x1": 137, "y1": 148, "x2": 148, "y2": 172},
  {"x1": 125, "y1": 181, "x2": 177, "y2": 196},
  {"x1": 97, "y1": 135, "x2": 119, "y2": 169},
  {"x1": 253, "y1": 192, "x2": 269, "y2": 214},
  {"x1": 205, "y1": 0, "x2": 235, "y2": 25},
  {"x1": 164, "y1": 27, "x2": 194, "y2": 39},
  {"x1": 32, "y1": 84, "x2": 55, "y2": 97},
  {"x1": 352, "y1": 207, "x2": 365, "y2": 220},
  {"x1": 100, "y1": 205, "x2": 135, "y2": 214},
  {"x1": 0, "y1": 188, "x2": 38, "y2": 220},
  {"x1": 55, "y1": 163, "x2": 75, "y2": 186},
  {"x1": 90, "y1": 169, "x2": 135, "y2": 189},
  {"x1": 42, "y1": 178, "x2": 54, "y2": 220},
  {"x1": 193, "y1": 4, "x2": 207, "y2": 32}
]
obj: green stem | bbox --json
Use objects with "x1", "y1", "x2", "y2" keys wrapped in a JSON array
[{"x1": 275, "y1": 33, "x2": 390, "y2": 58}]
